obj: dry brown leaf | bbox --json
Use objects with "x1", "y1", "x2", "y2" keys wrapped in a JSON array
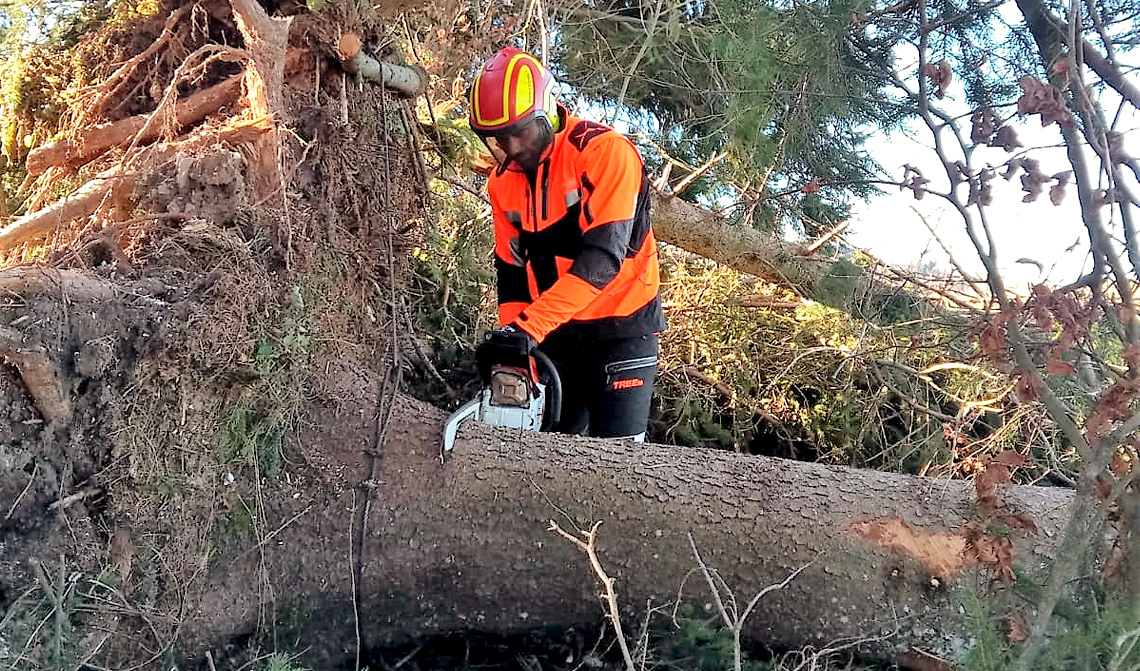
[
  {"x1": 975, "y1": 459, "x2": 1015, "y2": 517},
  {"x1": 1017, "y1": 76, "x2": 1073, "y2": 127},
  {"x1": 964, "y1": 530, "x2": 1015, "y2": 581},
  {"x1": 1045, "y1": 349, "x2": 1075, "y2": 375},
  {"x1": 1015, "y1": 370, "x2": 1042, "y2": 402},
  {"x1": 1003, "y1": 513, "x2": 1038, "y2": 533},
  {"x1": 901, "y1": 164, "x2": 930, "y2": 199},
  {"x1": 971, "y1": 108, "x2": 998, "y2": 145},
  {"x1": 1005, "y1": 614, "x2": 1029, "y2": 644},
  {"x1": 924, "y1": 60, "x2": 952, "y2": 98},
  {"x1": 1111, "y1": 449, "x2": 1133, "y2": 477},
  {"x1": 993, "y1": 125, "x2": 1023, "y2": 152}
]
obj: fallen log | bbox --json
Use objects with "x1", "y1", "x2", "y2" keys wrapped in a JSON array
[{"x1": 179, "y1": 385, "x2": 1075, "y2": 670}]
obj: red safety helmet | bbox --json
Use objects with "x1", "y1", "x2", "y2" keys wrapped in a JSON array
[{"x1": 469, "y1": 47, "x2": 558, "y2": 136}]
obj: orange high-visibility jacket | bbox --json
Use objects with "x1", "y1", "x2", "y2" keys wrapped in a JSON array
[{"x1": 488, "y1": 108, "x2": 666, "y2": 343}]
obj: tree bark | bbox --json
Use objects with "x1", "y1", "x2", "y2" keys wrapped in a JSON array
[{"x1": 181, "y1": 384, "x2": 1075, "y2": 670}]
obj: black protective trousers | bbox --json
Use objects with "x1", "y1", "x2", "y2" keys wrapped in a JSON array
[{"x1": 538, "y1": 332, "x2": 659, "y2": 439}]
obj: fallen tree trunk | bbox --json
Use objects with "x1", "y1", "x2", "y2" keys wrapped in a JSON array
[
  {"x1": 650, "y1": 192, "x2": 980, "y2": 315},
  {"x1": 182, "y1": 384, "x2": 1075, "y2": 670}
]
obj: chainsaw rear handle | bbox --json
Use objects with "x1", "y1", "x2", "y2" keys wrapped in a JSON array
[{"x1": 533, "y1": 349, "x2": 561, "y2": 430}]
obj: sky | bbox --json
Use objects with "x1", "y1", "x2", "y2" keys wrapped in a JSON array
[
  {"x1": 845, "y1": 81, "x2": 1139, "y2": 294},
  {"x1": 846, "y1": 127, "x2": 1092, "y2": 292}
]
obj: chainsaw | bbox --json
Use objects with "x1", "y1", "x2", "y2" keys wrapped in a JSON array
[{"x1": 441, "y1": 342, "x2": 562, "y2": 458}]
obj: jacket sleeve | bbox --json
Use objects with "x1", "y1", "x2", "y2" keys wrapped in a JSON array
[
  {"x1": 514, "y1": 133, "x2": 644, "y2": 342},
  {"x1": 489, "y1": 185, "x2": 531, "y2": 326}
]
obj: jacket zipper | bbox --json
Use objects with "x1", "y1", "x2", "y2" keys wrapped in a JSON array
[
  {"x1": 525, "y1": 168, "x2": 538, "y2": 232},
  {"x1": 540, "y1": 159, "x2": 549, "y2": 221}
]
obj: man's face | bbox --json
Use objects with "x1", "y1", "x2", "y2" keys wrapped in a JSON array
[{"x1": 483, "y1": 117, "x2": 552, "y2": 173}]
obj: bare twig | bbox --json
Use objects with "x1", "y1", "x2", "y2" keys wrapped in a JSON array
[
  {"x1": 549, "y1": 520, "x2": 637, "y2": 671},
  {"x1": 672, "y1": 152, "x2": 729, "y2": 195},
  {"x1": 687, "y1": 532, "x2": 813, "y2": 671},
  {"x1": 47, "y1": 487, "x2": 101, "y2": 511},
  {"x1": 802, "y1": 219, "x2": 851, "y2": 256},
  {"x1": 5, "y1": 462, "x2": 38, "y2": 520}
]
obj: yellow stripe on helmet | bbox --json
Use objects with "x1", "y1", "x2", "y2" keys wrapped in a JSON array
[{"x1": 473, "y1": 53, "x2": 541, "y2": 129}]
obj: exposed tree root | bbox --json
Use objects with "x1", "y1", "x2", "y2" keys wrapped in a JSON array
[
  {"x1": 0, "y1": 117, "x2": 273, "y2": 251},
  {"x1": 27, "y1": 76, "x2": 244, "y2": 175},
  {"x1": 0, "y1": 326, "x2": 70, "y2": 422},
  {"x1": 27, "y1": 47, "x2": 307, "y2": 177},
  {"x1": 231, "y1": 0, "x2": 292, "y2": 199},
  {"x1": 0, "y1": 169, "x2": 123, "y2": 249},
  {"x1": 0, "y1": 266, "x2": 118, "y2": 299},
  {"x1": 73, "y1": 4, "x2": 197, "y2": 128}
]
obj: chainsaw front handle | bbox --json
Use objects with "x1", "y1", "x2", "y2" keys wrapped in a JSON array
[
  {"x1": 533, "y1": 349, "x2": 561, "y2": 430},
  {"x1": 440, "y1": 398, "x2": 481, "y2": 459}
]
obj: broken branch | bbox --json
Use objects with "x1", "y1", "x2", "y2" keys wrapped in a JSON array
[{"x1": 337, "y1": 34, "x2": 427, "y2": 97}]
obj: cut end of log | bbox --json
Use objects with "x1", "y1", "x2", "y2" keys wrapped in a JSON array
[{"x1": 337, "y1": 34, "x2": 362, "y2": 61}]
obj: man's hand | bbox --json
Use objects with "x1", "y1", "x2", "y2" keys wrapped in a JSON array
[{"x1": 476, "y1": 324, "x2": 537, "y2": 383}]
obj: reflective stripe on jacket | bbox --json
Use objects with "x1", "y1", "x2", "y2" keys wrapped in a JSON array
[{"x1": 489, "y1": 109, "x2": 666, "y2": 343}]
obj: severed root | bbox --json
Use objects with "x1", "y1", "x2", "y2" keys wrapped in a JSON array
[
  {"x1": 0, "y1": 267, "x2": 118, "y2": 300},
  {"x1": 26, "y1": 76, "x2": 245, "y2": 176},
  {"x1": 0, "y1": 169, "x2": 123, "y2": 250},
  {"x1": 0, "y1": 327, "x2": 71, "y2": 423}
]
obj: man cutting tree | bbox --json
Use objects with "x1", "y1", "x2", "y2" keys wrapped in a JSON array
[{"x1": 469, "y1": 47, "x2": 666, "y2": 441}]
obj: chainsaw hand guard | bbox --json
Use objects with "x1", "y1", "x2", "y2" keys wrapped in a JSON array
[{"x1": 476, "y1": 325, "x2": 536, "y2": 384}]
